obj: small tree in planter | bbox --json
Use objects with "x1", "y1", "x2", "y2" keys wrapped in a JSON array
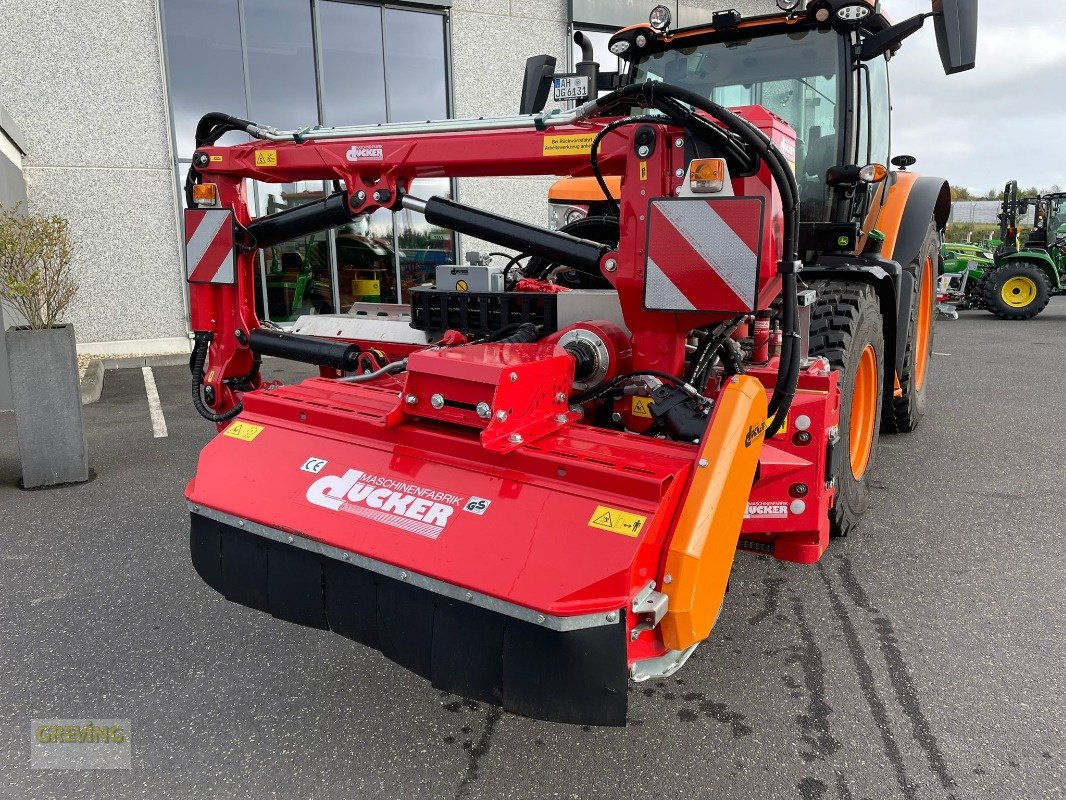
[{"x1": 0, "y1": 204, "x2": 87, "y2": 488}]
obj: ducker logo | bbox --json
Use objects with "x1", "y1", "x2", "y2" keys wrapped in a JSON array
[
  {"x1": 346, "y1": 144, "x2": 384, "y2": 162},
  {"x1": 307, "y1": 468, "x2": 463, "y2": 539}
]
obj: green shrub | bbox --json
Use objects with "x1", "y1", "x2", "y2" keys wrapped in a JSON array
[{"x1": 0, "y1": 204, "x2": 77, "y2": 330}]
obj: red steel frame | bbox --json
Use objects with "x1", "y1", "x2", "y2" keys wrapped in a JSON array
[{"x1": 185, "y1": 111, "x2": 840, "y2": 673}]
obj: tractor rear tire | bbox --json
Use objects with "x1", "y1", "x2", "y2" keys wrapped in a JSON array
[
  {"x1": 808, "y1": 281, "x2": 885, "y2": 538},
  {"x1": 981, "y1": 261, "x2": 1052, "y2": 320},
  {"x1": 884, "y1": 221, "x2": 938, "y2": 433}
]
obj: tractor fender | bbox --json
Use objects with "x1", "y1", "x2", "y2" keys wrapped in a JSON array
[
  {"x1": 801, "y1": 263, "x2": 900, "y2": 407},
  {"x1": 879, "y1": 173, "x2": 951, "y2": 267},
  {"x1": 996, "y1": 249, "x2": 1060, "y2": 284}
]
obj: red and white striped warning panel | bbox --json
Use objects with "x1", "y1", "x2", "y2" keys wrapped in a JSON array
[
  {"x1": 644, "y1": 197, "x2": 764, "y2": 313},
  {"x1": 184, "y1": 209, "x2": 236, "y2": 285}
]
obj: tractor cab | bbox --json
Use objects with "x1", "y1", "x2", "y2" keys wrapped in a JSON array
[{"x1": 542, "y1": 0, "x2": 973, "y2": 257}]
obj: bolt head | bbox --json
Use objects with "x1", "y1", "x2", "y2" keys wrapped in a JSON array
[
  {"x1": 342, "y1": 553, "x2": 349, "y2": 560},
  {"x1": 555, "y1": 392, "x2": 567, "y2": 403},
  {"x1": 555, "y1": 414, "x2": 568, "y2": 424},
  {"x1": 509, "y1": 372, "x2": 518, "y2": 383},
  {"x1": 465, "y1": 591, "x2": 473, "y2": 600},
  {"x1": 537, "y1": 614, "x2": 546, "y2": 624},
  {"x1": 237, "y1": 520, "x2": 244, "y2": 527},
  {"x1": 430, "y1": 393, "x2": 445, "y2": 410},
  {"x1": 399, "y1": 570, "x2": 408, "y2": 580},
  {"x1": 508, "y1": 433, "x2": 524, "y2": 444},
  {"x1": 495, "y1": 410, "x2": 508, "y2": 422},
  {"x1": 675, "y1": 168, "x2": 684, "y2": 178},
  {"x1": 287, "y1": 535, "x2": 294, "y2": 543},
  {"x1": 698, "y1": 458, "x2": 709, "y2": 468},
  {"x1": 606, "y1": 612, "x2": 618, "y2": 622},
  {"x1": 476, "y1": 401, "x2": 492, "y2": 419},
  {"x1": 405, "y1": 394, "x2": 418, "y2": 406},
  {"x1": 604, "y1": 258, "x2": 617, "y2": 272},
  {"x1": 637, "y1": 145, "x2": 650, "y2": 157},
  {"x1": 675, "y1": 137, "x2": 685, "y2": 148},
  {"x1": 663, "y1": 574, "x2": 673, "y2": 584},
  {"x1": 611, "y1": 412, "x2": 623, "y2": 423}
]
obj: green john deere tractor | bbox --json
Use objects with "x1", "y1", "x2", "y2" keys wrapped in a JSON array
[{"x1": 940, "y1": 181, "x2": 1066, "y2": 319}]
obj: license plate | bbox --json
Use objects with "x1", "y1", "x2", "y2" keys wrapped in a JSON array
[{"x1": 553, "y1": 76, "x2": 590, "y2": 102}]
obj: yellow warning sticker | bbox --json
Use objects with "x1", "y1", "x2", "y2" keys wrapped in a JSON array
[
  {"x1": 542, "y1": 134, "x2": 597, "y2": 157},
  {"x1": 588, "y1": 505, "x2": 648, "y2": 537},
  {"x1": 223, "y1": 421, "x2": 265, "y2": 442},
  {"x1": 766, "y1": 414, "x2": 788, "y2": 434},
  {"x1": 631, "y1": 396, "x2": 654, "y2": 418},
  {"x1": 255, "y1": 149, "x2": 278, "y2": 167},
  {"x1": 639, "y1": 161, "x2": 648, "y2": 181},
  {"x1": 209, "y1": 155, "x2": 223, "y2": 162}
]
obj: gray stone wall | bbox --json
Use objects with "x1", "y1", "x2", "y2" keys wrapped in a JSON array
[
  {"x1": 0, "y1": 0, "x2": 186, "y2": 351},
  {"x1": 0, "y1": 109, "x2": 26, "y2": 411},
  {"x1": 451, "y1": 0, "x2": 570, "y2": 257}
]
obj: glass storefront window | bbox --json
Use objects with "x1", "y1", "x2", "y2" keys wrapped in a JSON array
[
  {"x1": 336, "y1": 208, "x2": 395, "y2": 307},
  {"x1": 397, "y1": 178, "x2": 454, "y2": 303},
  {"x1": 162, "y1": 1, "x2": 455, "y2": 318},
  {"x1": 244, "y1": 0, "x2": 319, "y2": 129},
  {"x1": 319, "y1": 1, "x2": 387, "y2": 126},
  {"x1": 161, "y1": 0, "x2": 248, "y2": 159},
  {"x1": 253, "y1": 181, "x2": 335, "y2": 321},
  {"x1": 384, "y1": 8, "x2": 448, "y2": 123}
]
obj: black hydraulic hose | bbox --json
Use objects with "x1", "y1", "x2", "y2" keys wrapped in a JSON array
[
  {"x1": 485, "y1": 322, "x2": 544, "y2": 345},
  {"x1": 589, "y1": 116, "x2": 661, "y2": 219},
  {"x1": 766, "y1": 274, "x2": 800, "y2": 437},
  {"x1": 417, "y1": 196, "x2": 609, "y2": 274},
  {"x1": 191, "y1": 336, "x2": 243, "y2": 423},
  {"x1": 589, "y1": 82, "x2": 802, "y2": 435}
]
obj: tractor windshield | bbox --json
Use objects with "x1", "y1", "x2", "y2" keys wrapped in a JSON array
[{"x1": 633, "y1": 28, "x2": 843, "y2": 221}]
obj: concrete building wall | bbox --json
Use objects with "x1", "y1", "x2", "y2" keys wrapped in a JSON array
[
  {"x1": 0, "y1": 0, "x2": 187, "y2": 355},
  {"x1": 451, "y1": 0, "x2": 570, "y2": 256},
  {"x1": 0, "y1": 104, "x2": 28, "y2": 410}
]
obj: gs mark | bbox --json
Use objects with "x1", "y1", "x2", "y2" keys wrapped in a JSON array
[{"x1": 463, "y1": 497, "x2": 491, "y2": 515}]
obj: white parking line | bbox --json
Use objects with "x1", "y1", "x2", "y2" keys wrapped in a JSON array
[{"x1": 142, "y1": 367, "x2": 169, "y2": 438}]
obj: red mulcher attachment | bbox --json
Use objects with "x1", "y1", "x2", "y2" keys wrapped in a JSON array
[{"x1": 183, "y1": 83, "x2": 840, "y2": 724}]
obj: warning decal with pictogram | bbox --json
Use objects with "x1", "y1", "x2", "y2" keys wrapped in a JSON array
[{"x1": 643, "y1": 196, "x2": 765, "y2": 313}]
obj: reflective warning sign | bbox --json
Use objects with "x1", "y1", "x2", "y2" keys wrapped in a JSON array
[
  {"x1": 588, "y1": 505, "x2": 647, "y2": 537},
  {"x1": 255, "y1": 149, "x2": 278, "y2": 167}
]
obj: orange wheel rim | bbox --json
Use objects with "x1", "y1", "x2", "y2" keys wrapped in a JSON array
[
  {"x1": 914, "y1": 256, "x2": 933, "y2": 391},
  {"x1": 850, "y1": 344, "x2": 877, "y2": 480}
]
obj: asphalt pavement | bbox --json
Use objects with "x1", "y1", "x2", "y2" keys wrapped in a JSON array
[{"x1": 1, "y1": 300, "x2": 1064, "y2": 800}]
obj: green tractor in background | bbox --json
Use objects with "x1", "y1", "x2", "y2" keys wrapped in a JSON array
[{"x1": 940, "y1": 181, "x2": 1066, "y2": 319}]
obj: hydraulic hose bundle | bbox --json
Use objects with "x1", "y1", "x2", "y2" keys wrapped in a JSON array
[{"x1": 585, "y1": 81, "x2": 802, "y2": 438}]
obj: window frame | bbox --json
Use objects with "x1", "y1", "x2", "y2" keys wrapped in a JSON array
[{"x1": 159, "y1": 0, "x2": 456, "y2": 322}]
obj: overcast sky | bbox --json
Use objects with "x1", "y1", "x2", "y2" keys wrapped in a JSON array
[{"x1": 887, "y1": 0, "x2": 1066, "y2": 193}]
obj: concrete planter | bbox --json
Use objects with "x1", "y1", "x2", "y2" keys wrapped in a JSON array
[{"x1": 5, "y1": 324, "x2": 89, "y2": 488}]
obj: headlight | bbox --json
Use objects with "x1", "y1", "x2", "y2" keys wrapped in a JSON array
[{"x1": 549, "y1": 204, "x2": 588, "y2": 230}]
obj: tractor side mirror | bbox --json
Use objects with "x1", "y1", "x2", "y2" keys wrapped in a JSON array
[
  {"x1": 932, "y1": 0, "x2": 978, "y2": 75},
  {"x1": 520, "y1": 55, "x2": 557, "y2": 115}
]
